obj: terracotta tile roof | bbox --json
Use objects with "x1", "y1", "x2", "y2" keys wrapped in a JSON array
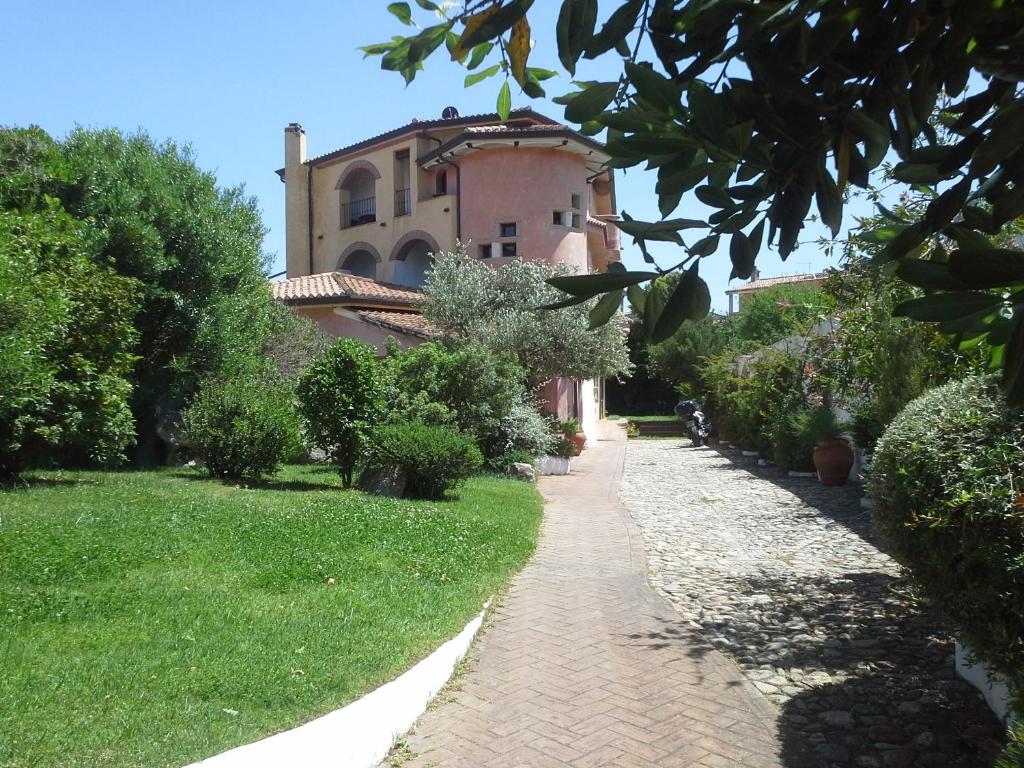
[
  {"x1": 726, "y1": 272, "x2": 827, "y2": 294},
  {"x1": 307, "y1": 109, "x2": 556, "y2": 166},
  {"x1": 355, "y1": 309, "x2": 439, "y2": 339},
  {"x1": 271, "y1": 272, "x2": 425, "y2": 306}
]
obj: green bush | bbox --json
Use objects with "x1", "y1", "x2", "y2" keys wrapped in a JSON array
[
  {"x1": 296, "y1": 339, "x2": 390, "y2": 487},
  {"x1": 769, "y1": 407, "x2": 817, "y2": 472},
  {"x1": 494, "y1": 395, "x2": 555, "y2": 459},
  {"x1": 385, "y1": 341, "x2": 526, "y2": 458},
  {"x1": 364, "y1": 421, "x2": 483, "y2": 500},
  {"x1": 182, "y1": 374, "x2": 300, "y2": 482},
  {"x1": 870, "y1": 375, "x2": 1024, "y2": 715},
  {"x1": 486, "y1": 448, "x2": 536, "y2": 476}
]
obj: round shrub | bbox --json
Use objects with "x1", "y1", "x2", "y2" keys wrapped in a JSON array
[
  {"x1": 182, "y1": 374, "x2": 300, "y2": 482},
  {"x1": 364, "y1": 421, "x2": 483, "y2": 500},
  {"x1": 869, "y1": 374, "x2": 1024, "y2": 713}
]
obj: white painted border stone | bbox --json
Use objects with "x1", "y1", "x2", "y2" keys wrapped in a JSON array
[
  {"x1": 185, "y1": 601, "x2": 490, "y2": 768},
  {"x1": 536, "y1": 455, "x2": 571, "y2": 475},
  {"x1": 955, "y1": 641, "x2": 1014, "y2": 725}
]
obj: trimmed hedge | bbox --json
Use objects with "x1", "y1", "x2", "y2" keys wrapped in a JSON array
[
  {"x1": 365, "y1": 421, "x2": 483, "y2": 500},
  {"x1": 869, "y1": 374, "x2": 1024, "y2": 715}
]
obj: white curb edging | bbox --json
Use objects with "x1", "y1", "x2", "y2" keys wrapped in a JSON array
[{"x1": 185, "y1": 600, "x2": 490, "y2": 768}]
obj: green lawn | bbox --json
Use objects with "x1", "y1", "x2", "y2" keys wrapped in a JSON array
[
  {"x1": 606, "y1": 414, "x2": 679, "y2": 423},
  {"x1": 0, "y1": 466, "x2": 542, "y2": 768}
]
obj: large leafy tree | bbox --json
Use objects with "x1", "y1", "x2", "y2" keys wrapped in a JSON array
[
  {"x1": 366, "y1": 0, "x2": 1024, "y2": 401},
  {"x1": 0, "y1": 126, "x2": 281, "y2": 462}
]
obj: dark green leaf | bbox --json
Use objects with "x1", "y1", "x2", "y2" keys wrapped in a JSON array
[
  {"x1": 695, "y1": 185, "x2": 734, "y2": 209},
  {"x1": 588, "y1": 289, "x2": 623, "y2": 329},
  {"x1": 729, "y1": 231, "x2": 756, "y2": 280},
  {"x1": 944, "y1": 225, "x2": 992, "y2": 251},
  {"x1": 971, "y1": 102, "x2": 1024, "y2": 178},
  {"x1": 895, "y1": 259, "x2": 960, "y2": 291},
  {"x1": 892, "y1": 162, "x2": 945, "y2": 185},
  {"x1": 923, "y1": 178, "x2": 970, "y2": 233},
  {"x1": 556, "y1": 0, "x2": 596, "y2": 76},
  {"x1": 627, "y1": 284, "x2": 646, "y2": 315},
  {"x1": 414, "y1": 0, "x2": 440, "y2": 9},
  {"x1": 585, "y1": 0, "x2": 643, "y2": 59},
  {"x1": 651, "y1": 264, "x2": 711, "y2": 343},
  {"x1": 815, "y1": 163, "x2": 842, "y2": 236},
  {"x1": 1002, "y1": 304, "x2": 1024, "y2": 406},
  {"x1": 626, "y1": 62, "x2": 682, "y2": 117},
  {"x1": 893, "y1": 292, "x2": 1002, "y2": 322},
  {"x1": 547, "y1": 270, "x2": 658, "y2": 297},
  {"x1": 948, "y1": 248, "x2": 1024, "y2": 289},
  {"x1": 689, "y1": 235, "x2": 720, "y2": 258},
  {"x1": 563, "y1": 82, "x2": 618, "y2": 124}
]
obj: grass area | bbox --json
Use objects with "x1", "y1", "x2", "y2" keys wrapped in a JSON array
[
  {"x1": 606, "y1": 414, "x2": 679, "y2": 423},
  {"x1": 0, "y1": 466, "x2": 542, "y2": 768}
]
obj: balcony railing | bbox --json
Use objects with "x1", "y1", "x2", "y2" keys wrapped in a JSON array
[
  {"x1": 394, "y1": 188, "x2": 411, "y2": 217},
  {"x1": 341, "y1": 196, "x2": 376, "y2": 228}
]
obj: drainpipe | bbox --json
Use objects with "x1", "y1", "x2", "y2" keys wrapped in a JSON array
[
  {"x1": 420, "y1": 131, "x2": 462, "y2": 242},
  {"x1": 307, "y1": 163, "x2": 315, "y2": 275}
]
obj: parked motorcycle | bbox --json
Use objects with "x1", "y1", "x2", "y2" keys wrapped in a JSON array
[{"x1": 674, "y1": 400, "x2": 712, "y2": 447}]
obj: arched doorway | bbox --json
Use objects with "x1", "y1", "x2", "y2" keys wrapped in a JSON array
[
  {"x1": 391, "y1": 231, "x2": 440, "y2": 289},
  {"x1": 338, "y1": 242, "x2": 381, "y2": 279}
]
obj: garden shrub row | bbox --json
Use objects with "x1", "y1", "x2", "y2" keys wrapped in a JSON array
[{"x1": 869, "y1": 375, "x2": 1024, "y2": 717}]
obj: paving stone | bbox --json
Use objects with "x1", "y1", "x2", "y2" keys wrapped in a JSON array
[
  {"x1": 383, "y1": 424, "x2": 787, "y2": 767},
  {"x1": 620, "y1": 440, "x2": 1005, "y2": 767}
]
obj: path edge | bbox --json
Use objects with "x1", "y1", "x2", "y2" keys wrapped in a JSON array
[{"x1": 184, "y1": 600, "x2": 491, "y2": 768}]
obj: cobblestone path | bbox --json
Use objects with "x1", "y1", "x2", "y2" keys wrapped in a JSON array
[{"x1": 620, "y1": 439, "x2": 1004, "y2": 767}]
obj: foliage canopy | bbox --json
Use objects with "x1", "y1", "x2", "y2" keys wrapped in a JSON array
[{"x1": 367, "y1": 0, "x2": 1024, "y2": 402}]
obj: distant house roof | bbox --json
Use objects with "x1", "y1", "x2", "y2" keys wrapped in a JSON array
[
  {"x1": 354, "y1": 309, "x2": 438, "y2": 339},
  {"x1": 271, "y1": 272, "x2": 425, "y2": 307},
  {"x1": 725, "y1": 272, "x2": 827, "y2": 295},
  {"x1": 275, "y1": 108, "x2": 560, "y2": 179}
]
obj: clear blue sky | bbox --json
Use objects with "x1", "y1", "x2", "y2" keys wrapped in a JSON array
[{"x1": 1, "y1": 1, "x2": 868, "y2": 311}]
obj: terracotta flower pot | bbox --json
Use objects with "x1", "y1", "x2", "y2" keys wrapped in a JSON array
[
  {"x1": 566, "y1": 431, "x2": 586, "y2": 456},
  {"x1": 813, "y1": 438, "x2": 854, "y2": 486}
]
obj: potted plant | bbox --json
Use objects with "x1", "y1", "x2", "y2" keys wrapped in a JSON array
[
  {"x1": 808, "y1": 404, "x2": 854, "y2": 485},
  {"x1": 561, "y1": 418, "x2": 586, "y2": 455},
  {"x1": 537, "y1": 435, "x2": 574, "y2": 475}
]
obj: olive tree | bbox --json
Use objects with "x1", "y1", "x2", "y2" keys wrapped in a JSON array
[{"x1": 424, "y1": 249, "x2": 632, "y2": 383}]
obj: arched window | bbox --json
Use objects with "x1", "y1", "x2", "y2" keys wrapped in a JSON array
[
  {"x1": 390, "y1": 232, "x2": 440, "y2": 289},
  {"x1": 336, "y1": 161, "x2": 381, "y2": 229}
]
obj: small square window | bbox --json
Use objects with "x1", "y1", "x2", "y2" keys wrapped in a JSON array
[
  {"x1": 571, "y1": 213, "x2": 581, "y2": 229},
  {"x1": 479, "y1": 243, "x2": 492, "y2": 259},
  {"x1": 499, "y1": 222, "x2": 517, "y2": 238},
  {"x1": 553, "y1": 210, "x2": 564, "y2": 226},
  {"x1": 501, "y1": 241, "x2": 517, "y2": 257},
  {"x1": 571, "y1": 193, "x2": 581, "y2": 210}
]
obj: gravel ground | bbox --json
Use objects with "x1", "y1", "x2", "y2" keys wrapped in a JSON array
[{"x1": 620, "y1": 439, "x2": 1005, "y2": 768}]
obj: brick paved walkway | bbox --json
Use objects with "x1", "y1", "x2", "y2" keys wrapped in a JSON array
[{"x1": 393, "y1": 422, "x2": 791, "y2": 768}]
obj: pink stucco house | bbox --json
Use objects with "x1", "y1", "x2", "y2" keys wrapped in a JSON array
[{"x1": 272, "y1": 107, "x2": 622, "y2": 437}]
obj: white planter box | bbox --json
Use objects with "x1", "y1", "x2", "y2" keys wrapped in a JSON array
[
  {"x1": 788, "y1": 470, "x2": 817, "y2": 478},
  {"x1": 536, "y1": 455, "x2": 571, "y2": 475},
  {"x1": 955, "y1": 642, "x2": 1014, "y2": 725}
]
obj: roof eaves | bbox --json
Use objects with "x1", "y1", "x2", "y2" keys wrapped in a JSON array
[{"x1": 417, "y1": 127, "x2": 607, "y2": 166}]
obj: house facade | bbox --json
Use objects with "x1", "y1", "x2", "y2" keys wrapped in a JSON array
[{"x1": 272, "y1": 108, "x2": 622, "y2": 437}]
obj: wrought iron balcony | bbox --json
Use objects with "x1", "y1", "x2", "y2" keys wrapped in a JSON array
[
  {"x1": 341, "y1": 196, "x2": 376, "y2": 228},
  {"x1": 394, "y1": 188, "x2": 411, "y2": 217}
]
